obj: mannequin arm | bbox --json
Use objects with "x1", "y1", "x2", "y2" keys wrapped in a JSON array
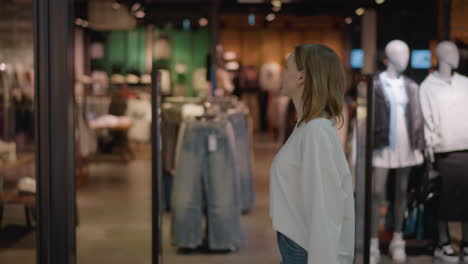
[{"x1": 419, "y1": 86, "x2": 440, "y2": 155}]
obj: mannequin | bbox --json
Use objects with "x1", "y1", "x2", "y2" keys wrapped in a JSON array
[
  {"x1": 370, "y1": 40, "x2": 425, "y2": 264},
  {"x1": 420, "y1": 41, "x2": 468, "y2": 263}
]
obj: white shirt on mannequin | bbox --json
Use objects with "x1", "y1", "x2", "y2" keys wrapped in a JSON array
[{"x1": 420, "y1": 72, "x2": 468, "y2": 153}]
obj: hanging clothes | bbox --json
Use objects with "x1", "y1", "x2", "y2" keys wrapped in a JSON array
[
  {"x1": 192, "y1": 67, "x2": 209, "y2": 97},
  {"x1": 171, "y1": 119, "x2": 244, "y2": 250},
  {"x1": 217, "y1": 68, "x2": 234, "y2": 94},
  {"x1": 153, "y1": 34, "x2": 171, "y2": 59},
  {"x1": 126, "y1": 96, "x2": 152, "y2": 143},
  {"x1": 227, "y1": 110, "x2": 255, "y2": 211},
  {"x1": 259, "y1": 62, "x2": 281, "y2": 93},
  {"x1": 237, "y1": 66, "x2": 259, "y2": 94},
  {"x1": 77, "y1": 103, "x2": 98, "y2": 157}
]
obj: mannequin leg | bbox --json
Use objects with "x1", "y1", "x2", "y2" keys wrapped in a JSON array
[
  {"x1": 438, "y1": 221, "x2": 451, "y2": 245},
  {"x1": 393, "y1": 167, "x2": 411, "y2": 233},
  {"x1": 434, "y1": 221, "x2": 459, "y2": 261},
  {"x1": 371, "y1": 167, "x2": 389, "y2": 237}
]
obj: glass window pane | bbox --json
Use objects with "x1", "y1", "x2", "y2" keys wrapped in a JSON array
[{"x1": 0, "y1": 1, "x2": 36, "y2": 263}]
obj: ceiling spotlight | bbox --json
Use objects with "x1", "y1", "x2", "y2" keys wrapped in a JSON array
[
  {"x1": 272, "y1": 6, "x2": 281, "y2": 12},
  {"x1": 135, "y1": 10, "x2": 145, "y2": 19},
  {"x1": 131, "y1": 2, "x2": 141, "y2": 12},
  {"x1": 266, "y1": 13, "x2": 276, "y2": 22},
  {"x1": 224, "y1": 51, "x2": 237, "y2": 60},
  {"x1": 355, "y1": 7, "x2": 366, "y2": 16},
  {"x1": 376, "y1": 0, "x2": 385, "y2": 4},
  {"x1": 272, "y1": 0, "x2": 282, "y2": 8},
  {"x1": 226, "y1": 61, "x2": 240, "y2": 71},
  {"x1": 112, "y1": 2, "x2": 120, "y2": 10},
  {"x1": 345, "y1": 17, "x2": 353, "y2": 24},
  {"x1": 199, "y1": 17, "x2": 208, "y2": 27},
  {"x1": 0, "y1": 63, "x2": 6, "y2": 71}
]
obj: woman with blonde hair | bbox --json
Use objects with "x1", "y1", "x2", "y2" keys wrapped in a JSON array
[{"x1": 270, "y1": 44, "x2": 355, "y2": 264}]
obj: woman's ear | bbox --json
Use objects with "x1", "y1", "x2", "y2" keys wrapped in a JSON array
[{"x1": 298, "y1": 70, "x2": 305, "y2": 85}]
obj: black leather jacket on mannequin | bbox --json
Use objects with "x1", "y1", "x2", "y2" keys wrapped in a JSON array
[{"x1": 372, "y1": 74, "x2": 426, "y2": 151}]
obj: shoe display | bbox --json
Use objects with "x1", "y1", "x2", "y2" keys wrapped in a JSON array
[
  {"x1": 389, "y1": 237, "x2": 407, "y2": 263},
  {"x1": 434, "y1": 243, "x2": 459, "y2": 263}
]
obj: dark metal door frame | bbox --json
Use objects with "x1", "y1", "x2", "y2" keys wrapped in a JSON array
[
  {"x1": 364, "y1": 75, "x2": 375, "y2": 264},
  {"x1": 151, "y1": 70, "x2": 163, "y2": 264},
  {"x1": 34, "y1": 0, "x2": 76, "y2": 263}
]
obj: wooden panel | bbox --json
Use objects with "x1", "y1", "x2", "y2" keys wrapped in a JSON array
[
  {"x1": 241, "y1": 31, "x2": 261, "y2": 67},
  {"x1": 323, "y1": 30, "x2": 344, "y2": 60},
  {"x1": 261, "y1": 30, "x2": 282, "y2": 64},
  {"x1": 281, "y1": 31, "x2": 302, "y2": 61},
  {"x1": 303, "y1": 30, "x2": 322, "y2": 45},
  {"x1": 221, "y1": 14, "x2": 340, "y2": 31},
  {"x1": 284, "y1": 15, "x2": 336, "y2": 30},
  {"x1": 220, "y1": 29, "x2": 242, "y2": 60},
  {"x1": 221, "y1": 14, "x2": 251, "y2": 29},
  {"x1": 451, "y1": 0, "x2": 468, "y2": 41}
]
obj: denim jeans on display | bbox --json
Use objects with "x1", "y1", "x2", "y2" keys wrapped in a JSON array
[
  {"x1": 171, "y1": 119, "x2": 243, "y2": 250},
  {"x1": 277, "y1": 232, "x2": 308, "y2": 264},
  {"x1": 227, "y1": 111, "x2": 255, "y2": 211}
]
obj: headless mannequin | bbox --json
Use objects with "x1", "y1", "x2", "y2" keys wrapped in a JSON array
[
  {"x1": 432, "y1": 41, "x2": 468, "y2": 248},
  {"x1": 371, "y1": 40, "x2": 418, "y2": 263}
]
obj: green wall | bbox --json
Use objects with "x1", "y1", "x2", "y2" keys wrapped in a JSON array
[{"x1": 94, "y1": 26, "x2": 210, "y2": 97}]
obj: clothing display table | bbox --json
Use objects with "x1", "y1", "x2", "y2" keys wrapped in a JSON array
[
  {"x1": 0, "y1": 154, "x2": 36, "y2": 229},
  {"x1": 90, "y1": 116, "x2": 134, "y2": 161}
]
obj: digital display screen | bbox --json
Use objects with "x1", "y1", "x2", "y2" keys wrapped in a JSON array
[
  {"x1": 350, "y1": 49, "x2": 364, "y2": 69},
  {"x1": 411, "y1": 50, "x2": 432, "y2": 69}
]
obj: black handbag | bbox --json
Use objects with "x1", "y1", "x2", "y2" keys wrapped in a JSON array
[{"x1": 416, "y1": 160, "x2": 441, "y2": 203}]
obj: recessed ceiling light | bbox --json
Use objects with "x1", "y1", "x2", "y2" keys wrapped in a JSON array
[
  {"x1": 345, "y1": 17, "x2": 353, "y2": 24},
  {"x1": 135, "y1": 10, "x2": 145, "y2": 19},
  {"x1": 356, "y1": 8, "x2": 366, "y2": 16},
  {"x1": 376, "y1": 0, "x2": 385, "y2": 4},
  {"x1": 266, "y1": 13, "x2": 276, "y2": 22},
  {"x1": 224, "y1": 51, "x2": 237, "y2": 60},
  {"x1": 272, "y1": 0, "x2": 282, "y2": 8},
  {"x1": 199, "y1": 17, "x2": 208, "y2": 27}
]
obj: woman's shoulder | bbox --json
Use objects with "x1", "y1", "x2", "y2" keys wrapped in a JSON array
[{"x1": 300, "y1": 118, "x2": 334, "y2": 133}]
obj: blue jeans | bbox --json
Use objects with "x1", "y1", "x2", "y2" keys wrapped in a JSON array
[
  {"x1": 227, "y1": 112, "x2": 255, "y2": 211},
  {"x1": 171, "y1": 120, "x2": 243, "y2": 250},
  {"x1": 277, "y1": 232, "x2": 308, "y2": 264}
]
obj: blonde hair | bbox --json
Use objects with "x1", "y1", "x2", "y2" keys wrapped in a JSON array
[{"x1": 294, "y1": 44, "x2": 345, "y2": 128}]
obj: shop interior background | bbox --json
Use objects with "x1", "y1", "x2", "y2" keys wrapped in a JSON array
[{"x1": 0, "y1": 0, "x2": 468, "y2": 264}]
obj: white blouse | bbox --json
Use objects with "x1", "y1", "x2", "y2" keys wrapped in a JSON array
[{"x1": 270, "y1": 118, "x2": 355, "y2": 264}]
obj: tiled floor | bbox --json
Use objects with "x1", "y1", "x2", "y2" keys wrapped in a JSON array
[{"x1": 0, "y1": 134, "x2": 462, "y2": 264}]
